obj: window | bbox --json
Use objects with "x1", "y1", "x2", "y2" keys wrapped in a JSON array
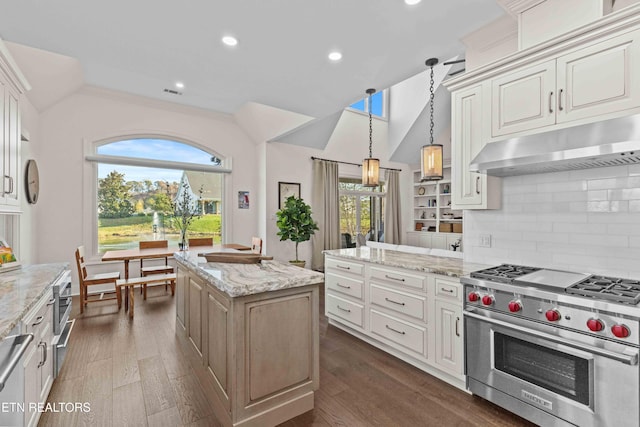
[
  {"x1": 339, "y1": 178, "x2": 385, "y2": 248},
  {"x1": 349, "y1": 90, "x2": 387, "y2": 118},
  {"x1": 93, "y1": 138, "x2": 226, "y2": 253}
]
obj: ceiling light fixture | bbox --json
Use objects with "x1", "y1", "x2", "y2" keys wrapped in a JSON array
[
  {"x1": 222, "y1": 36, "x2": 238, "y2": 47},
  {"x1": 404, "y1": 0, "x2": 422, "y2": 5},
  {"x1": 175, "y1": 82, "x2": 185, "y2": 89},
  {"x1": 362, "y1": 88, "x2": 380, "y2": 187},
  {"x1": 421, "y1": 58, "x2": 443, "y2": 181},
  {"x1": 328, "y1": 51, "x2": 342, "y2": 61}
]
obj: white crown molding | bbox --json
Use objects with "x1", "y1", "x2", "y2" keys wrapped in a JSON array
[
  {"x1": 0, "y1": 37, "x2": 31, "y2": 92},
  {"x1": 496, "y1": 0, "x2": 547, "y2": 16},
  {"x1": 77, "y1": 85, "x2": 235, "y2": 122}
]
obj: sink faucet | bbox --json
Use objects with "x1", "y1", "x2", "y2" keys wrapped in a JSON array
[{"x1": 451, "y1": 238, "x2": 461, "y2": 252}]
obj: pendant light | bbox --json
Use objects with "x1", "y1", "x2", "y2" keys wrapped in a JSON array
[
  {"x1": 421, "y1": 58, "x2": 443, "y2": 181},
  {"x1": 362, "y1": 88, "x2": 380, "y2": 187}
]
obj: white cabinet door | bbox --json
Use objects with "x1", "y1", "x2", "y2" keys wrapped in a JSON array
[
  {"x1": 38, "y1": 321, "x2": 53, "y2": 404},
  {"x1": 557, "y1": 29, "x2": 640, "y2": 124},
  {"x1": 176, "y1": 268, "x2": 187, "y2": 331},
  {"x1": 434, "y1": 300, "x2": 463, "y2": 376},
  {"x1": 431, "y1": 234, "x2": 447, "y2": 250},
  {"x1": 491, "y1": 59, "x2": 556, "y2": 138},
  {"x1": 452, "y1": 84, "x2": 500, "y2": 210},
  {"x1": 405, "y1": 232, "x2": 421, "y2": 247},
  {"x1": 3, "y1": 86, "x2": 20, "y2": 206},
  {"x1": 23, "y1": 342, "x2": 39, "y2": 427},
  {"x1": 189, "y1": 277, "x2": 203, "y2": 356}
]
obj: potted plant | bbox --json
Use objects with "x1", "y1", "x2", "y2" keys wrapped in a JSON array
[{"x1": 276, "y1": 196, "x2": 318, "y2": 268}]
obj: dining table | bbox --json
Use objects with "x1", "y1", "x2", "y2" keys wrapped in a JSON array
[{"x1": 101, "y1": 243, "x2": 252, "y2": 279}]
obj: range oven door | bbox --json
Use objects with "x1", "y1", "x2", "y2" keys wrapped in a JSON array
[
  {"x1": 54, "y1": 277, "x2": 72, "y2": 336},
  {"x1": 465, "y1": 310, "x2": 639, "y2": 427}
]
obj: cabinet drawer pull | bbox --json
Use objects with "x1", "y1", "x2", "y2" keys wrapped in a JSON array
[
  {"x1": 384, "y1": 274, "x2": 405, "y2": 282},
  {"x1": 384, "y1": 297, "x2": 405, "y2": 306},
  {"x1": 475, "y1": 176, "x2": 480, "y2": 195},
  {"x1": 548, "y1": 91, "x2": 554, "y2": 113},
  {"x1": 37, "y1": 342, "x2": 47, "y2": 368},
  {"x1": 385, "y1": 324, "x2": 406, "y2": 335},
  {"x1": 32, "y1": 316, "x2": 44, "y2": 327},
  {"x1": 558, "y1": 89, "x2": 564, "y2": 111},
  {"x1": 7, "y1": 176, "x2": 13, "y2": 195},
  {"x1": 336, "y1": 283, "x2": 351, "y2": 289},
  {"x1": 440, "y1": 287, "x2": 454, "y2": 293},
  {"x1": 47, "y1": 298, "x2": 55, "y2": 306},
  {"x1": 456, "y1": 317, "x2": 460, "y2": 337},
  {"x1": 337, "y1": 305, "x2": 351, "y2": 313},
  {"x1": 336, "y1": 265, "x2": 351, "y2": 270}
]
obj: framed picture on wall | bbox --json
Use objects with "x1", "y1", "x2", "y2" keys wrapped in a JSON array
[
  {"x1": 278, "y1": 182, "x2": 300, "y2": 209},
  {"x1": 238, "y1": 191, "x2": 250, "y2": 209}
]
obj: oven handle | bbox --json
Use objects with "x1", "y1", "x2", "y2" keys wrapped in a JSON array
[{"x1": 464, "y1": 310, "x2": 639, "y2": 365}]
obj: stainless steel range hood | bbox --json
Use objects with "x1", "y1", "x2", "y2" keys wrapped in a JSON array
[{"x1": 470, "y1": 114, "x2": 640, "y2": 177}]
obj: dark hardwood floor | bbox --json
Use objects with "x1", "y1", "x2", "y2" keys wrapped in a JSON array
[{"x1": 39, "y1": 286, "x2": 533, "y2": 427}]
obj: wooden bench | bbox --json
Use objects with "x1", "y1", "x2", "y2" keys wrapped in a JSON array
[{"x1": 116, "y1": 273, "x2": 177, "y2": 319}]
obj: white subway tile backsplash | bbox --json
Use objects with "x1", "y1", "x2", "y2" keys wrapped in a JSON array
[{"x1": 464, "y1": 164, "x2": 640, "y2": 277}]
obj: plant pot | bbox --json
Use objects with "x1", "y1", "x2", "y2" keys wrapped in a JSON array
[{"x1": 289, "y1": 260, "x2": 306, "y2": 268}]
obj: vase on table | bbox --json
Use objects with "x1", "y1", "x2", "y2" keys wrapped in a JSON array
[{"x1": 179, "y1": 230, "x2": 188, "y2": 251}]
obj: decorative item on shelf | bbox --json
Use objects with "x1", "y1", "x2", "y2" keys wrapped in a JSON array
[
  {"x1": 418, "y1": 186, "x2": 426, "y2": 195},
  {"x1": 420, "y1": 211, "x2": 426, "y2": 219},
  {"x1": 415, "y1": 222, "x2": 424, "y2": 231},
  {"x1": 431, "y1": 213, "x2": 436, "y2": 218},
  {"x1": 172, "y1": 182, "x2": 203, "y2": 250},
  {"x1": 420, "y1": 58, "x2": 443, "y2": 181},
  {"x1": 427, "y1": 226, "x2": 436, "y2": 232},
  {"x1": 276, "y1": 196, "x2": 318, "y2": 268},
  {"x1": 362, "y1": 88, "x2": 380, "y2": 187},
  {"x1": 443, "y1": 183, "x2": 450, "y2": 194}
]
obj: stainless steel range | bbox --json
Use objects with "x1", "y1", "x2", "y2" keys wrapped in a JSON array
[{"x1": 462, "y1": 264, "x2": 640, "y2": 427}]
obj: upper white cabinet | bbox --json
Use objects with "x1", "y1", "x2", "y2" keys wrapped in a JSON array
[
  {"x1": 491, "y1": 29, "x2": 640, "y2": 139},
  {"x1": 491, "y1": 60, "x2": 556, "y2": 137},
  {"x1": 0, "y1": 40, "x2": 29, "y2": 212},
  {"x1": 451, "y1": 84, "x2": 501, "y2": 210}
]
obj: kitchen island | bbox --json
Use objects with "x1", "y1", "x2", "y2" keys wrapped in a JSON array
[{"x1": 174, "y1": 251, "x2": 324, "y2": 427}]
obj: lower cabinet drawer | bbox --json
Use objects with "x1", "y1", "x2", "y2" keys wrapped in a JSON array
[
  {"x1": 370, "y1": 284, "x2": 426, "y2": 322},
  {"x1": 435, "y1": 278, "x2": 461, "y2": 301},
  {"x1": 325, "y1": 257, "x2": 364, "y2": 276},
  {"x1": 326, "y1": 293, "x2": 364, "y2": 328},
  {"x1": 370, "y1": 309, "x2": 426, "y2": 356},
  {"x1": 326, "y1": 272, "x2": 364, "y2": 300},
  {"x1": 369, "y1": 266, "x2": 426, "y2": 291}
]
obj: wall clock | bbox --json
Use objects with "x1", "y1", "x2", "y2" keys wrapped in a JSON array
[
  {"x1": 278, "y1": 182, "x2": 300, "y2": 209},
  {"x1": 25, "y1": 159, "x2": 39, "y2": 204}
]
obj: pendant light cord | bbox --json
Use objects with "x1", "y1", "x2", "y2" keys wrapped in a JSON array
[
  {"x1": 368, "y1": 91, "x2": 373, "y2": 157},
  {"x1": 429, "y1": 64, "x2": 435, "y2": 145}
]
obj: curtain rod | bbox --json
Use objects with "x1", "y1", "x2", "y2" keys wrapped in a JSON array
[{"x1": 310, "y1": 156, "x2": 402, "y2": 172}]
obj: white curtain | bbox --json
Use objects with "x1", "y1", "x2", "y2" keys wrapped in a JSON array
[
  {"x1": 311, "y1": 159, "x2": 340, "y2": 271},
  {"x1": 384, "y1": 169, "x2": 402, "y2": 244}
]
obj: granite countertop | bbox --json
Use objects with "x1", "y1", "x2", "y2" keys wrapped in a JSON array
[
  {"x1": 175, "y1": 251, "x2": 325, "y2": 297},
  {"x1": 0, "y1": 263, "x2": 69, "y2": 340},
  {"x1": 323, "y1": 247, "x2": 490, "y2": 278}
]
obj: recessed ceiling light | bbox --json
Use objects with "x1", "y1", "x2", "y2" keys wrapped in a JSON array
[
  {"x1": 328, "y1": 51, "x2": 342, "y2": 61},
  {"x1": 405, "y1": 0, "x2": 422, "y2": 5},
  {"x1": 175, "y1": 82, "x2": 185, "y2": 89},
  {"x1": 222, "y1": 36, "x2": 238, "y2": 47}
]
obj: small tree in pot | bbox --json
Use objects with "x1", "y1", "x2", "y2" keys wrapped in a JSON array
[{"x1": 276, "y1": 196, "x2": 318, "y2": 268}]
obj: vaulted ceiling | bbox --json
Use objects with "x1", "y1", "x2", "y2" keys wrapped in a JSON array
[{"x1": 0, "y1": 0, "x2": 503, "y2": 118}]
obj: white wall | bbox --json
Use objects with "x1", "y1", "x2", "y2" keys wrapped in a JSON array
[
  {"x1": 464, "y1": 165, "x2": 640, "y2": 278},
  {"x1": 35, "y1": 86, "x2": 258, "y2": 293},
  {"x1": 17, "y1": 95, "x2": 39, "y2": 264},
  {"x1": 266, "y1": 110, "x2": 412, "y2": 266}
]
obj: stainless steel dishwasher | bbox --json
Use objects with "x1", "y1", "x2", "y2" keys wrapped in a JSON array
[{"x1": 0, "y1": 325, "x2": 34, "y2": 426}]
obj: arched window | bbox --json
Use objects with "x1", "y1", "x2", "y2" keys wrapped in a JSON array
[{"x1": 88, "y1": 137, "x2": 229, "y2": 253}]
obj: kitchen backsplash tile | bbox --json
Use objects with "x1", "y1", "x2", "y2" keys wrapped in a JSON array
[{"x1": 464, "y1": 165, "x2": 640, "y2": 278}]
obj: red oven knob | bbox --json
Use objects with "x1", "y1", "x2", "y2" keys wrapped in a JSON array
[
  {"x1": 508, "y1": 301, "x2": 522, "y2": 313},
  {"x1": 586, "y1": 318, "x2": 604, "y2": 332},
  {"x1": 612, "y1": 324, "x2": 631, "y2": 338},
  {"x1": 481, "y1": 295, "x2": 494, "y2": 306},
  {"x1": 468, "y1": 292, "x2": 480, "y2": 302},
  {"x1": 545, "y1": 309, "x2": 561, "y2": 322}
]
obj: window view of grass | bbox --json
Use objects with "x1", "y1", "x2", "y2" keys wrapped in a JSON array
[{"x1": 96, "y1": 139, "x2": 224, "y2": 253}]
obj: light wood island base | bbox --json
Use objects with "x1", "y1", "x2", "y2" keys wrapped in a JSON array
[{"x1": 174, "y1": 254, "x2": 322, "y2": 427}]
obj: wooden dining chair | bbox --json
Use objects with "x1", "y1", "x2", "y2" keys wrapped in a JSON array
[
  {"x1": 139, "y1": 240, "x2": 174, "y2": 276},
  {"x1": 75, "y1": 246, "x2": 121, "y2": 314},
  {"x1": 251, "y1": 237, "x2": 263, "y2": 254},
  {"x1": 188, "y1": 237, "x2": 213, "y2": 247}
]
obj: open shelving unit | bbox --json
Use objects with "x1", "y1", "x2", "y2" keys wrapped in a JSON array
[{"x1": 408, "y1": 166, "x2": 463, "y2": 251}]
